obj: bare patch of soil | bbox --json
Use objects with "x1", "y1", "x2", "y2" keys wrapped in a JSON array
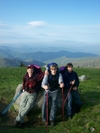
[
  {"x1": 0, "y1": 100, "x2": 17, "y2": 127},
  {"x1": 0, "y1": 101, "x2": 62, "y2": 129}
]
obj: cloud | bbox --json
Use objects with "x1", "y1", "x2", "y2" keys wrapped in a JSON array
[
  {"x1": 0, "y1": 21, "x2": 100, "y2": 44},
  {"x1": 27, "y1": 21, "x2": 47, "y2": 27},
  {"x1": 0, "y1": 21, "x2": 11, "y2": 29}
]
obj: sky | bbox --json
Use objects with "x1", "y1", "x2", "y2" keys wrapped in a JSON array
[{"x1": 0, "y1": 0, "x2": 100, "y2": 45}]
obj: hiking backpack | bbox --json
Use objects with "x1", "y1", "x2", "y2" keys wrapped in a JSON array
[{"x1": 59, "y1": 66, "x2": 67, "y2": 74}]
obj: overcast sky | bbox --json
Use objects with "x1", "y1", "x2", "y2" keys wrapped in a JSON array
[{"x1": 0, "y1": 0, "x2": 100, "y2": 45}]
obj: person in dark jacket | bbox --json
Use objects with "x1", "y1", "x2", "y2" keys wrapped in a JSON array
[
  {"x1": 62, "y1": 63, "x2": 82, "y2": 119},
  {"x1": 14, "y1": 65, "x2": 44, "y2": 128}
]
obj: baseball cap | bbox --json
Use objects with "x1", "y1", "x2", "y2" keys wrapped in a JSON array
[{"x1": 27, "y1": 65, "x2": 34, "y2": 69}]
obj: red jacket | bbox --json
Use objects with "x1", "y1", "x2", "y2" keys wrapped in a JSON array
[{"x1": 22, "y1": 72, "x2": 44, "y2": 93}]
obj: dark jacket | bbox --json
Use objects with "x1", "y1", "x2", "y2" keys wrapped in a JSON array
[
  {"x1": 63, "y1": 70, "x2": 79, "y2": 88},
  {"x1": 42, "y1": 73, "x2": 64, "y2": 91}
]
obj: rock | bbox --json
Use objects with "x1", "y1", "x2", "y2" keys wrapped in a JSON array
[
  {"x1": 90, "y1": 127, "x2": 95, "y2": 132},
  {"x1": 13, "y1": 84, "x2": 62, "y2": 112},
  {"x1": 13, "y1": 84, "x2": 44, "y2": 112},
  {"x1": 79, "y1": 75, "x2": 87, "y2": 81}
]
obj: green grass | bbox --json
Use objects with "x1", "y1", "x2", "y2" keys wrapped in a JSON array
[{"x1": 0, "y1": 67, "x2": 100, "y2": 133}]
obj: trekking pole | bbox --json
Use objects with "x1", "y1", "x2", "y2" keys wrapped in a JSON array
[
  {"x1": 62, "y1": 87, "x2": 64, "y2": 124},
  {"x1": 46, "y1": 90, "x2": 49, "y2": 131},
  {"x1": 64, "y1": 85, "x2": 73, "y2": 105},
  {"x1": 1, "y1": 90, "x2": 23, "y2": 115}
]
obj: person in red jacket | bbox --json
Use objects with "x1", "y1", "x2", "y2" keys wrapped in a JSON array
[{"x1": 14, "y1": 65, "x2": 44, "y2": 128}]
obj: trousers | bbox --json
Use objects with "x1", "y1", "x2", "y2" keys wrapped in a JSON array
[
  {"x1": 42, "y1": 89, "x2": 58, "y2": 122},
  {"x1": 16, "y1": 91, "x2": 37, "y2": 123}
]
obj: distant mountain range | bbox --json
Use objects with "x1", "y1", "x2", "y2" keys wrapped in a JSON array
[
  {"x1": 44, "y1": 56, "x2": 100, "y2": 68},
  {"x1": 0, "y1": 41, "x2": 100, "y2": 55},
  {"x1": 0, "y1": 58, "x2": 45, "y2": 68},
  {"x1": 0, "y1": 45, "x2": 100, "y2": 68},
  {"x1": 0, "y1": 46, "x2": 98, "y2": 60}
]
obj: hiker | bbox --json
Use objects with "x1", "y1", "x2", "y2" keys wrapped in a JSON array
[
  {"x1": 42, "y1": 63, "x2": 64, "y2": 126},
  {"x1": 60, "y1": 63, "x2": 82, "y2": 119},
  {"x1": 14, "y1": 64, "x2": 44, "y2": 128}
]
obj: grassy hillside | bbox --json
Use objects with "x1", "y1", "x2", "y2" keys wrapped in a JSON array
[
  {"x1": 0, "y1": 67, "x2": 100, "y2": 133},
  {"x1": 45, "y1": 56, "x2": 100, "y2": 68}
]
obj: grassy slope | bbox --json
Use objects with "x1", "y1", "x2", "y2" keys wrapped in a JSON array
[{"x1": 0, "y1": 67, "x2": 100, "y2": 133}]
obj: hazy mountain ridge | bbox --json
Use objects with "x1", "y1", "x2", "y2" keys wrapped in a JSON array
[
  {"x1": 0, "y1": 41, "x2": 100, "y2": 55},
  {"x1": 0, "y1": 46, "x2": 98, "y2": 62},
  {"x1": 45, "y1": 56, "x2": 100, "y2": 68},
  {"x1": 0, "y1": 58, "x2": 45, "y2": 68},
  {"x1": 0, "y1": 45, "x2": 99, "y2": 68}
]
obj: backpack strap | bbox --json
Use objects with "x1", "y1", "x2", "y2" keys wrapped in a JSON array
[{"x1": 47, "y1": 62, "x2": 58, "y2": 68}]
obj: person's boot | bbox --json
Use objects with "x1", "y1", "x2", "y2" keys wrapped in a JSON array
[
  {"x1": 13, "y1": 120, "x2": 22, "y2": 128},
  {"x1": 50, "y1": 121, "x2": 55, "y2": 126},
  {"x1": 67, "y1": 115, "x2": 72, "y2": 120},
  {"x1": 76, "y1": 105, "x2": 82, "y2": 113}
]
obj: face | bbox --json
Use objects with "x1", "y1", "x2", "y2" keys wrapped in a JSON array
[
  {"x1": 27, "y1": 68, "x2": 34, "y2": 75},
  {"x1": 50, "y1": 68, "x2": 57, "y2": 75},
  {"x1": 67, "y1": 66, "x2": 73, "y2": 72}
]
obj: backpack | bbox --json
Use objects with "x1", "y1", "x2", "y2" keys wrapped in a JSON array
[
  {"x1": 59, "y1": 66, "x2": 67, "y2": 75},
  {"x1": 46, "y1": 62, "x2": 59, "y2": 77},
  {"x1": 47, "y1": 62, "x2": 58, "y2": 69},
  {"x1": 32, "y1": 64, "x2": 42, "y2": 74}
]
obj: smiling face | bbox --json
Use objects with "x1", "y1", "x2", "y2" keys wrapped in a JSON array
[
  {"x1": 50, "y1": 65, "x2": 57, "y2": 75},
  {"x1": 27, "y1": 68, "x2": 34, "y2": 76}
]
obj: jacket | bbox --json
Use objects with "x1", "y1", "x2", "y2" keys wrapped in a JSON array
[
  {"x1": 42, "y1": 73, "x2": 64, "y2": 91},
  {"x1": 23, "y1": 72, "x2": 44, "y2": 93},
  {"x1": 63, "y1": 70, "x2": 79, "y2": 88}
]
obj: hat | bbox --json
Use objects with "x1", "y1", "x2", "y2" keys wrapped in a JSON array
[{"x1": 27, "y1": 65, "x2": 34, "y2": 69}]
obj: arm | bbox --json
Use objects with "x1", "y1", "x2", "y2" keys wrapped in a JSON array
[
  {"x1": 41, "y1": 75, "x2": 49, "y2": 90},
  {"x1": 74, "y1": 72, "x2": 79, "y2": 87},
  {"x1": 21, "y1": 75, "x2": 28, "y2": 93},
  {"x1": 22, "y1": 75, "x2": 26, "y2": 90},
  {"x1": 44, "y1": 66, "x2": 49, "y2": 75},
  {"x1": 72, "y1": 72, "x2": 79, "y2": 90},
  {"x1": 58, "y1": 73, "x2": 64, "y2": 89}
]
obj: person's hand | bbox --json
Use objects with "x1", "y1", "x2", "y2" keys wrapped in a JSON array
[
  {"x1": 60, "y1": 82, "x2": 64, "y2": 89},
  {"x1": 43, "y1": 85, "x2": 49, "y2": 90},
  {"x1": 73, "y1": 87, "x2": 77, "y2": 90},
  {"x1": 45, "y1": 70, "x2": 49, "y2": 75},
  {"x1": 70, "y1": 80, "x2": 75, "y2": 85},
  {"x1": 20, "y1": 90, "x2": 25, "y2": 97}
]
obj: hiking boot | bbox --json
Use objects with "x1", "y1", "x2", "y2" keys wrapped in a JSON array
[
  {"x1": 50, "y1": 121, "x2": 55, "y2": 126},
  {"x1": 67, "y1": 115, "x2": 72, "y2": 120},
  {"x1": 43, "y1": 121, "x2": 48, "y2": 126},
  {"x1": 13, "y1": 120, "x2": 22, "y2": 128}
]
